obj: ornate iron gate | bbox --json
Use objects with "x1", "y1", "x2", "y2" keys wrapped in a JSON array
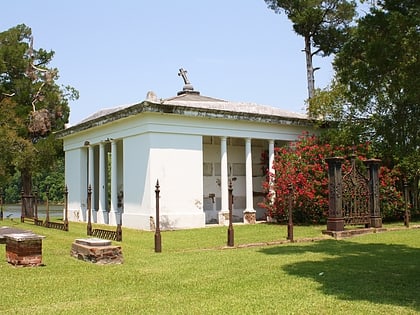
[
  {"x1": 342, "y1": 157, "x2": 370, "y2": 226},
  {"x1": 325, "y1": 156, "x2": 382, "y2": 232}
]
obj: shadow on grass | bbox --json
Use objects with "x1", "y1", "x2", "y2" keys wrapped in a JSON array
[{"x1": 259, "y1": 240, "x2": 420, "y2": 311}]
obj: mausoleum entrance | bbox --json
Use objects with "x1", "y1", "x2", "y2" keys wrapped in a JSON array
[{"x1": 202, "y1": 136, "x2": 271, "y2": 224}]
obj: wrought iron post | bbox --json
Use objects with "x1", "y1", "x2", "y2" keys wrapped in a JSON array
[
  {"x1": 116, "y1": 223, "x2": 122, "y2": 241},
  {"x1": 287, "y1": 183, "x2": 294, "y2": 241},
  {"x1": 227, "y1": 181, "x2": 234, "y2": 247},
  {"x1": 87, "y1": 185, "x2": 92, "y2": 236},
  {"x1": 365, "y1": 159, "x2": 382, "y2": 228},
  {"x1": 21, "y1": 189, "x2": 24, "y2": 222},
  {"x1": 34, "y1": 189, "x2": 38, "y2": 221},
  {"x1": 404, "y1": 180, "x2": 410, "y2": 228},
  {"x1": 64, "y1": 185, "x2": 69, "y2": 231},
  {"x1": 0, "y1": 188, "x2": 4, "y2": 221},
  {"x1": 45, "y1": 188, "x2": 50, "y2": 224},
  {"x1": 154, "y1": 180, "x2": 162, "y2": 253},
  {"x1": 325, "y1": 157, "x2": 345, "y2": 231}
]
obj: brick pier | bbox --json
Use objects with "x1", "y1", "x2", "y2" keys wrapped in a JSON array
[
  {"x1": 5, "y1": 233, "x2": 45, "y2": 267},
  {"x1": 71, "y1": 238, "x2": 123, "y2": 264}
]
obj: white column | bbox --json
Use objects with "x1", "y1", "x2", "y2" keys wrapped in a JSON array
[
  {"x1": 98, "y1": 142, "x2": 106, "y2": 212},
  {"x1": 268, "y1": 139, "x2": 275, "y2": 182},
  {"x1": 110, "y1": 140, "x2": 118, "y2": 213},
  {"x1": 220, "y1": 136, "x2": 229, "y2": 214},
  {"x1": 245, "y1": 138, "x2": 255, "y2": 212},
  {"x1": 88, "y1": 145, "x2": 95, "y2": 212},
  {"x1": 268, "y1": 140, "x2": 276, "y2": 220}
]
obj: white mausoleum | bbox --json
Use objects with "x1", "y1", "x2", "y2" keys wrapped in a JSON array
[{"x1": 58, "y1": 74, "x2": 315, "y2": 230}]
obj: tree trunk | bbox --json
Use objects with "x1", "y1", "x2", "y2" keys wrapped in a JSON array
[
  {"x1": 413, "y1": 175, "x2": 419, "y2": 212},
  {"x1": 304, "y1": 35, "x2": 315, "y2": 100},
  {"x1": 21, "y1": 169, "x2": 32, "y2": 195},
  {"x1": 21, "y1": 168, "x2": 34, "y2": 218}
]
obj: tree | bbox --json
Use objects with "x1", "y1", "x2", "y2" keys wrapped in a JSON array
[
  {"x1": 312, "y1": 0, "x2": 419, "y2": 209},
  {"x1": 0, "y1": 24, "x2": 78, "y2": 198},
  {"x1": 264, "y1": 0, "x2": 356, "y2": 99},
  {"x1": 0, "y1": 98, "x2": 21, "y2": 187}
]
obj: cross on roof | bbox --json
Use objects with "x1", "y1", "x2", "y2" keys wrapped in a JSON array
[{"x1": 178, "y1": 68, "x2": 190, "y2": 85}]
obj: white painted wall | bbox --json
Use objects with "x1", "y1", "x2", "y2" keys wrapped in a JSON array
[
  {"x1": 65, "y1": 147, "x2": 87, "y2": 222},
  {"x1": 122, "y1": 132, "x2": 205, "y2": 230},
  {"x1": 122, "y1": 134, "x2": 150, "y2": 229}
]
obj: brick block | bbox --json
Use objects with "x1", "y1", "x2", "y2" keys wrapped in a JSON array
[{"x1": 5, "y1": 233, "x2": 44, "y2": 267}]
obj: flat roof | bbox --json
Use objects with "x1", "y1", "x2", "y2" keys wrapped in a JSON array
[{"x1": 57, "y1": 92, "x2": 313, "y2": 138}]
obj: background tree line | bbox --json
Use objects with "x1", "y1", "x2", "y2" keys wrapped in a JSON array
[{"x1": 265, "y1": 0, "x2": 419, "y2": 211}]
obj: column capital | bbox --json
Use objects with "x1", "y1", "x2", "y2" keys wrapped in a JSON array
[{"x1": 325, "y1": 156, "x2": 345, "y2": 165}]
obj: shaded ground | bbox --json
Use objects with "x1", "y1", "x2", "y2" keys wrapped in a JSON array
[{"x1": 259, "y1": 236, "x2": 420, "y2": 312}]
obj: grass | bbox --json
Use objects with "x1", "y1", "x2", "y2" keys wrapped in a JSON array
[{"x1": 0, "y1": 219, "x2": 419, "y2": 314}]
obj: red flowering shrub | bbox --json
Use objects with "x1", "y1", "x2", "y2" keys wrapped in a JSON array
[
  {"x1": 260, "y1": 132, "x2": 404, "y2": 224},
  {"x1": 379, "y1": 166, "x2": 405, "y2": 220}
]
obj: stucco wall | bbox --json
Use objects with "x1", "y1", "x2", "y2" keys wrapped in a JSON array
[
  {"x1": 122, "y1": 132, "x2": 205, "y2": 230},
  {"x1": 65, "y1": 147, "x2": 87, "y2": 221}
]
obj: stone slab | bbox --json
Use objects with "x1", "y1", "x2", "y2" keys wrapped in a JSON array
[
  {"x1": 4, "y1": 233, "x2": 45, "y2": 242},
  {"x1": 0, "y1": 226, "x2": 32, "y2": 244},
  {"x1": 322, "y1": 227, "x2": 388, "y2": 239},
  {"x1": 75, "y1": 238, "x2": 112, "y2": 246}
]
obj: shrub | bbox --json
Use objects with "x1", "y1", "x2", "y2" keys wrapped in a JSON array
[{"x1": 260, "y1": 132, "x2": 404, "y2": 224}]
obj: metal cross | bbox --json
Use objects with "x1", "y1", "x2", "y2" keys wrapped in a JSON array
[{"x1": 178, "y1": 68, "x2": 190, "y2": 85}]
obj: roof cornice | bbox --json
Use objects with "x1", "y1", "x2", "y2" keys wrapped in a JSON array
[{"x1": 56, "y1": 101, "x2": 314, "y2": 139}]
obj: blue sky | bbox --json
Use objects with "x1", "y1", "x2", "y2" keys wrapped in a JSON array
[{"x1": 1, "y1": 0, "x2": 336, "y2": 125}]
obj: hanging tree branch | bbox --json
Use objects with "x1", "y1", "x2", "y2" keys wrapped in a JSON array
[{"x1": 26, "y1": 36, "x2": 56, "y2": 138}]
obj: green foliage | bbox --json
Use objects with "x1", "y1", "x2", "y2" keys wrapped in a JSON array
[
  {"x1": 261, "y1": 133, "x2": 405, "y2": 223},
  {"x1": 2, "y1": 156, "x2": 64, "y2": 203},
  {"x1": 0, "y1": 24, "x2": 78, "y2": 195},
  {"x1": 308, "y1": 0, "x2": 419, "y2": 210},
  {"x1": 265, "y1": 0, "x2": 357, "y2": 55},
  {"x1": 334, "y1": 0, "x2": 419, "y2": 166},
  {"x1": 3, "y1": 171, "x2": 21, "y2": 203},
  {"x1": 33, "y1": 156, "x2": 65, "y2": 203}
]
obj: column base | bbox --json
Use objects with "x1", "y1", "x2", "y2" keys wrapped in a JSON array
[
  {"x1": 370, "y1": 216, "x2": 382, "y2": 228},
  {"x1": 218, "y1": 211, "x2": 230, "y2": 226},
  {"x1": 108, "y1": 211, "x2": 122, "y2": 226},
  {"x1": 266, "y1": 216, "x2": 276, "y2": 223},
  {"x1": 95, "y1": 210, "x2": 109, "y2": 224},
  {"x1": 243, "y1": 210, "x2": 256, "y2": 224},
  {"x1": 326, "y1": 217, "x2": 345, "y2": 232}
]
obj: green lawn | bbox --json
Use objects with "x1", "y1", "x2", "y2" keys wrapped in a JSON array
[{"x1": 0, "y1": 219, "x2": 419, "y2": 314}]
